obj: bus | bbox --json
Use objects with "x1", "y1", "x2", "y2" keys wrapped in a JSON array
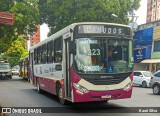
[
  {"x1": 19, "y1": 55, "x2": 29, "y2": 81},
  {"x1": 0, "y1": 60, "x2": 12, "y2": 79},
  {"x1": 29, "y1": 22, "x2": 134, "y2": 104}
]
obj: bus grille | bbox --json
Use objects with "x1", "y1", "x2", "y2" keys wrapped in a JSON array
[{"x1": 80, "y1": 73, "x2": 130, "y2": 85}]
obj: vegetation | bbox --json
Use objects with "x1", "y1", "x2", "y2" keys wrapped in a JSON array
[
  {"x1": 0, "y1": 0, "x2": 141, "y2": 66},
  {"x1": 0, "y1": 0, "x2": 39, "y2": 66},
  {"x1": 39, "y1": 0, "x2": 141, "y2": 35}
]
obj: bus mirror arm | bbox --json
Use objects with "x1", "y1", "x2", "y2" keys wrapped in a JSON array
[{"x1": 69, "y1": 41, "x2": 76, "y2": 55}]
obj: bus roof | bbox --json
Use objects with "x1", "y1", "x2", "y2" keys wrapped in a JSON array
[{"x1": 29, "y1": 22, "x2": 131, "y2": 51}]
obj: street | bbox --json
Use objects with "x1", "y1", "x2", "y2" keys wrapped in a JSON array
[{"x1": 0, "y1": 76, "x2": 160, "y2": 116}]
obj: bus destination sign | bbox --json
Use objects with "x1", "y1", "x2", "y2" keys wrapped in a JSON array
[{"x1": 78, "y1": 25, "x2": 130, "y2": 35}]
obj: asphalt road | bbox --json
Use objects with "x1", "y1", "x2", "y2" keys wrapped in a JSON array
[{"x1": 0, "y1": 76, "x2": 159, "y2": 116}]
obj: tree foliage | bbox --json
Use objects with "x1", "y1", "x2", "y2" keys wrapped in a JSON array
[
  {"x1": 0, "y1": 0, "x2": 39, "y2": 66},
  {"x1": 39, "y1": 0, "x2": 141, "y2": 35},
  {"x1": 0, "y1": 0, "x2": 39, "y2": 53},
  {"x1": 1, "y1": 36, "x2": 28, "y2": 67}
]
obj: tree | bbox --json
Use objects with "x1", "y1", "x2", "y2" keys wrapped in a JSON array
[
  {"x1": 0, "y1": 0, "x2": 39, "y2": 53},
  {"x1": 1, "y1": 35, "x2": 28, "y2": 67},
  {"x1": 39, "y1": 0, "x2": 141, "y2": 35}
]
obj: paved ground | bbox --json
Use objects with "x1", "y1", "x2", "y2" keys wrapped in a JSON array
[{"x1": 0, "y1": 76, "x2": 159, "y2": 116}]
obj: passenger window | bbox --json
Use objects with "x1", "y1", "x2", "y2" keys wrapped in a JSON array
[
  {"x1": 47, "y1": 41, "x2": 54, "y2": 63},
  {"x1": 37, "y1": 46, "x2": 42, "y2": 64},
  {"x1": 42, "y1": 44, "x2": 47, "y2": 64},
  {"x1": 54, "y1": 38, "x2": 62, "y2": 63},
  {"x1": 34, "y1": 48, "x2": 37, "y2": 64}
]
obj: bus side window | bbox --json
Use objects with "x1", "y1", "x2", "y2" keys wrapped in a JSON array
[
  {"x1": 54, "y1": 38, "x2": 62, "y2": 63},
  {"x1": 42, "y1": 44, "x2": 47, "y2": 64},
  {"x1": 34, "y1": 48, "x2": 37, "y2": 64},
  {"x1": 37, "y1": 46, "x2": 42, "y2": 64},
  {"x1": 47, "y1": 40, "x2": 54, "y2": 63}
]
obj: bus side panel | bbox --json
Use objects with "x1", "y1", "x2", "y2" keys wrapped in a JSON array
[
  {"x1": 36, "y1": 75, "x2": 64, "y2": 96},
  {"x1": 37, "y1": 77, "x2": 56, "y2": 95}
]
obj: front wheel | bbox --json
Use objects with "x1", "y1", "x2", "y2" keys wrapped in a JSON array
[
  {"x1": 153, "y1": 85, "x2": 160, "y2": 95},
  {"x1": 58, "y1": 86, "x2": 66, "y2": 105}
]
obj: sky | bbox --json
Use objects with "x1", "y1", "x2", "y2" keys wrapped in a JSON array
[
  {"x1": 40, "y1": 0, "x2": 147, "y2": 41},
  {"x1": 134, "y1": 0, "x2": 147, "y2": 25}
]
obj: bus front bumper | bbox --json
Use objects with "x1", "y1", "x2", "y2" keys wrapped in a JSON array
[{"x1": 72, "y1": 86, "x2": 132, "y2": 103}]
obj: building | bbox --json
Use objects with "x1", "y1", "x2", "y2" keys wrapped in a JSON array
[
  {"x1": 26, "y1": 25, "x2": 40, "y2": 51},
  {"x1": 147, "y1": 0, "x2": 160, "y2": 23},
  {"x1": 134, "y1": 22, "x2": 160, "y2": 73}
]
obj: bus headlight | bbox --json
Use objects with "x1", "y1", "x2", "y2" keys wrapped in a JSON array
[
  {"x1": 123, "y1": 82, "x2": 132, "y2": 91},
  {"x1": 73, "y1": 83, "x2": 89, "y2": 93}
]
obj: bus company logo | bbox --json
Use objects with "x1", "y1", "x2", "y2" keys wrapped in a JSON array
[{"x1": 100, "y1": 76, "x2": 113, "y2": 78}]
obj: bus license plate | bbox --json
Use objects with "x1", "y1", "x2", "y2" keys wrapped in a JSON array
[{"x1": 101, "y1": 95, "x2": 111, "y2": 99}]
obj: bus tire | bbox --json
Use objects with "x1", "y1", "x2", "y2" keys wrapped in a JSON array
[
  {"x1": 57, "y1": 84, "x2": 66, "y2": 105},
  {"x1": 37, "y1": 80, "x2": 42, "y2": 93},
  {"x1": 153, "y1": 84, "x2": 160, "y2": 95}
]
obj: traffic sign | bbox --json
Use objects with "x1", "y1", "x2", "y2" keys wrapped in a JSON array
[{"x1": 0, "y1": 12, "x2": 14, "y2": 25}]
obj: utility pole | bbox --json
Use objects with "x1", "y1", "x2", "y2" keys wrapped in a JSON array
[{"x1": 128, "y1": 8, "x2": 139, "y2": 31}]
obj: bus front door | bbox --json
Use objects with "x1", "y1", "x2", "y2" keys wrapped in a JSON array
[{"x1": 64, "y1": 37, "x2": 72, "y2": 99}]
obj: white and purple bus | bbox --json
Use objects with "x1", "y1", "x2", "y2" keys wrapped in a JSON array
[{"x1": 29, "y1": 22, "x2": 134, "y2": 104}]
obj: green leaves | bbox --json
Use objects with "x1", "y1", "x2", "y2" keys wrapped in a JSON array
[
  {"x1": 0, "y1": 0, "x2": 39, "y2": 66},
  {"x1": 2, "y1": 35, "x2": 28, "y2": 67},
  {"x1": 40, "y1": 0, "x2": 141, "y2": 34}
]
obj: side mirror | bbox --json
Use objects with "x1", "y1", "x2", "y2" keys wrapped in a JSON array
[
  {"x1": 139, "y1": 75, "x2": 143, "y2": 77},
  {"x1": 69, "y1": 41, "x2": 76, "y2": 54},
  {"x1": 55, "y1": 64, "x2": 62, "y2": 71}
]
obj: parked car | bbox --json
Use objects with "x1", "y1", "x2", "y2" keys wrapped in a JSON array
[
  {"x1": 149, "y1": 70, "x2": 160, "y2": 95},
  {"x1": 133, "y1": 71, "x2": 153, "y2": 88},
  {"x1": 12, "y1": 69, "x2": 19, "y2": 75}
]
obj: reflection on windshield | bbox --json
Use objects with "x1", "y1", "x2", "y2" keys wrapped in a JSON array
[
  {"x1": 0, "y1": 64, "x2": 10, "y2": 70},
  {"x1": 74, "y1": 37, "x2": 133, "y2": 74}
]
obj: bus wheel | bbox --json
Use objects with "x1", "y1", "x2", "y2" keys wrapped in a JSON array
[
  {"x1": 153, "y1": 85, "x2": 160, "y2": 95},
  {"x1": 37, "y1": 80, "x2": 42, "y2": 93},
  {"x1": 58, "y1": 85, "x2": 66, "y2": 105}
]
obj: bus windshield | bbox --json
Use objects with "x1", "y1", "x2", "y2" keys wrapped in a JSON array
[
  {"x1": 74, "y1": 37, "x2": 133, "y2": 74},
  {"x1": 0, "y1": 64, "x2": 10, "y2": 70}
]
